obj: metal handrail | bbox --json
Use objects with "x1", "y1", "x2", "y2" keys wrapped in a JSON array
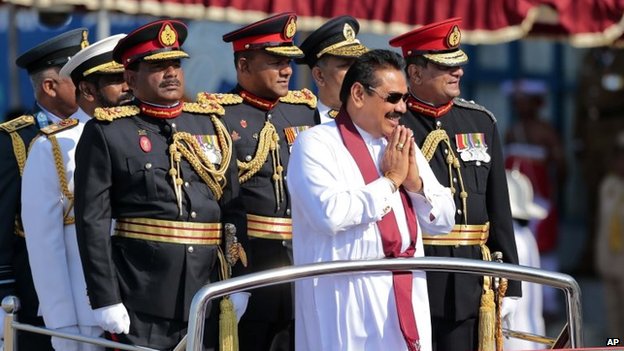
[{"x1": 186, "y1": 257, "x2": 583, "y2": 351}]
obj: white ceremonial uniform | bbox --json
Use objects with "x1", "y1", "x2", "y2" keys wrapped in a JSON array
[
  {"x1": 287, "y1": 122, "x2": 455, "y2": 351},
  {"x1": 316, "y1": 100, "x2": 335, "y2": 124},
  {"x1": 22, "y1": 108, "x2": 103, "y2": 351},
  {"x1": 504, "y1": 221, "x2": 545, "y2": 351}
]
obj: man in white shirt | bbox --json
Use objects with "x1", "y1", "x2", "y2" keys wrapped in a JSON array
[
  {"x1": 287, "y1": 49, "x2": 455, "y2": 351},
  {"x1": 21, "y1": 34, "x2": 131, "y2": 351}
]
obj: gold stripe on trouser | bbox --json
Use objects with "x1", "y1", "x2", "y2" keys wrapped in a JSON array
[
  {"x1": 114, "y1": 217, "x2": 222, "y2": 245},
  {"x1": 422, "y1": 222, "x2": 490, "y2": 246},
  {"x1": 247, "y1": 214, "x2": 292, "y2": 240}
]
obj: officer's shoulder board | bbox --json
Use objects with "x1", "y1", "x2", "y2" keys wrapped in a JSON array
[
  {"x1": 196, "y1": 92, "x2": 243, "y2": 106},
  {"x1": 453, "y1": 97, "x2": 497, "y2": 123},
  {"x1": 94, "y1": 105, "x2": 140, "y2": 122},
  {"x1": 279, "y1": 88, "x2": 317, "y2": 109},
  {"x1": 0, "y1": 115, "x2": 35, "y2": 133},
  {"x1": 39, "y1": 118, "x2": 79, "y2": 136},
  {"x1": 183, "y1": 101, "x2": 225, "y2": 116}
]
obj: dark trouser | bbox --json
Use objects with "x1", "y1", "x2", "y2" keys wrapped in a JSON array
[
  {"x1": 106, "y1": 308, "x2": 218, "y2": 351},
  {"x1": 16, "y1": 315, "x2": 53, "y2": 351},
  {"x1": 431, "y1": 317, "x2": 478, "y2": 351},
  {"x1": 238, "y1": 319, "x2": 293, "y2": 351}
]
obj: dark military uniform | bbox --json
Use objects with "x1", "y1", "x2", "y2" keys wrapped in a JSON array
[
  {"x1": 74, "y1": 101, "x2": 247, "y2": 350},
  {"x1": 401, "y1": 97, "x2": 521, "y2": 318},
  {"x1": 218, "y1": 12, "x2": 318, "y2": 351},
  {"x1": 199, "y1": 87, "x2": 316, "y2": 350},
  {"x1": 0, "y1": 116, "x2": 53, "y2": 351},
  {"x1": 74, "y1": 20, "x2": 248, "y2": 351},
  {"x1": 390, "y1": 18, "x2": 520, "y2": 351}
]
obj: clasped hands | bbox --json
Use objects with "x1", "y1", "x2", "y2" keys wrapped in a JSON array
[{"x1": 381, "y1": 125, "x2": 422, "y2": 193}]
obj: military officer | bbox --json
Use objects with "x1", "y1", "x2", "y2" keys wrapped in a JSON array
[
  {"x1": 389, "y1": 18, "x2": 520, "y2": 351},
  {"x1": 0, "y1": 28, "x2": 88, "y2": 351},
  {"x1": 73, "y1": 20, "x2": 248, "y2": 350},
  {"x1": 197, "y1": 12, "x2": 316, "y2": 351},
  {"x1": 296, "y1": 15, "x2": 368, "y2": 124},
  {"x1": 21, "y1": 34, "x2": 131, "y2": 351}
]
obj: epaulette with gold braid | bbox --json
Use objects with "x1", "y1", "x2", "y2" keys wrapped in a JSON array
[
  {"x1": 196, "y1": 92, "x2": 243, "y2": 106},
  {"x1": 94, "y1": 105, "x2": 140, "y2": 122},
  {"x1": 183, "y1": 101, "x2": 225, "y2": 116},
  {"x1": 0, "y1": 115, "x2": 35, "y2": 133},
  {"x1": 279, "y1": 88, "x2": 317, "y2": 109},
  {"x1": 39, "y1": 118, "x2": 79, "y2": 136},
  {"x1": 453, "y1": 97, "x2": 497, "y2": 123}
]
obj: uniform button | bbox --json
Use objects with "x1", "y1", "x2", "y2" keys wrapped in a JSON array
[
  {"x1": 457, "y1": 209, "x2": 463, "y2": 215},
  {"x1": 145, "y1": 163, "x2": 152, "y2": 170},
  {"x1": 190, "y1": 211, "x2": 197, "y2": 218},
  {"x1": 444, "y1": 149, "x2": 448, "y2": 155},
  {"x1": 171, "y1": 123, "x2": 177, "y2": 129},
  {"x1": 184, "y1": 182, "x2": 190, "y2": 188},
  {"x1": 267, "y1": 113, "x2": 272, "y2": 120},
  {"x1": 476, "y1": 161, "x2": 482, "y2": 166},
  {"x1": 245, "y1": 155, "x2": 252, "y2": 162},
  {"x1": 436, "y1": 121, "x2": 442, "y2": 128},
  {"x1": 286, "y1": 209, "x2": 291, "y2": 216},
  {"x1": 453, "y1": 177, "x2": 458, "y2": 183},
  {"x1": 187, "y1": 246, "x2": 194, "y2": 253},
  {"x1": 282, "y1": 241, "x2": 288, "y2": 247}
]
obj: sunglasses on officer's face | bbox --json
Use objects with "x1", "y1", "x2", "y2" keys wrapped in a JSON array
[{"x1": 365, "y1": 85, "x2": 409, "y2": 104}]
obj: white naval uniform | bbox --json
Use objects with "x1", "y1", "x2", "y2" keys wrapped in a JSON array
[
  {"x1": 21, "y1": 108, "x2": 103, "y2": 351},
  {"x1": 504, "y1": 222, "x2": 545, "y2": 351},
  {"x1": 287, "y1": 121, "x2": 455, "y2": 351},
  {"x1": 316, "y1": 100, "x2": 336, "y2": 124}
]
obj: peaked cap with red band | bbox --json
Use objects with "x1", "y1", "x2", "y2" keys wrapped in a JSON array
[
  {"x1": 222, "y1": 12, "x2": 304, "y2": 58},
  {"x1": 389, "y1": 17, "x2": 468, "y2": 67},
  {"x1": 113, "y1": 19, "x2": 189, "y2": 68}
]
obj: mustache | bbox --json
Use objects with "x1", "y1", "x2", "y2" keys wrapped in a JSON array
[
  {"x1": 160, "y1": 79, "x2": 181, "y2": 88},
  {"x1": 385, "y1": 111, "x2": 403, "y2": 120}
]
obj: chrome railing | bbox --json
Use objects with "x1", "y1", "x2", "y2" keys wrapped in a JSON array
[
  {"x1": 2, "y1": 257, "x2": 583, "y2": 350},
  {"x1": 186, "y1": 257, "x2": 583, "y2": 350}
]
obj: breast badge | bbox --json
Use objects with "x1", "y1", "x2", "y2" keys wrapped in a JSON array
[
  {"x1": 455, "y1": 132, "x2": 491, "y2": 163},
  {"x1": 196, "y1": 134, "x2": 222, "y2": 164}
]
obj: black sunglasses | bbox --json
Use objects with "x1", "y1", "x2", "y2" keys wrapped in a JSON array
[{"x1": 365, "y1": 85, "x2": 409, "y2": 104}]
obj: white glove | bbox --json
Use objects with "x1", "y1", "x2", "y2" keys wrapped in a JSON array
[
  {"x1": 229, "y1": 292, "x2": 251, "y2": 323},
  {"x1": 93, "y1": 303, "x2": 130, "y2": 334},
  {"x1": 51, "y1": 325, "x2": 81, "y2": 351},
  {"x1": 501, "y1": 297, "x2": 520, "y2": 329}
]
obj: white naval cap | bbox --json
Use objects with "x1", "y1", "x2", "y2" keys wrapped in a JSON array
[
  {"x1": 506, "y1": 169, "x2": 547, "y2": 221},
  {"x1": 60, "y1": 34, "x2": 126, "y2": 85}
]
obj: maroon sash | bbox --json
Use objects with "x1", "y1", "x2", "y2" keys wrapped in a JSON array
[{"x1": 335, "y1": 109, "x2": 421, "y2": 350}]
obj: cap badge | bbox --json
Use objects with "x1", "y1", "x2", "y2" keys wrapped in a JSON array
[
  {"x1": 447, "y1": 25, "x2": 461, "y2": 48},
  {"x1": 343, "y1": 23, "x2": 356, "y2": 42},
  {"x1": 159, "y1": 23, "x2": 178, "y2": 47},
  {"x1": 80, "y1": 30, "x2": 90, "y2": 49},
  {"x1": 284, "y1": 16, "x2": 297, "y2": 39}
]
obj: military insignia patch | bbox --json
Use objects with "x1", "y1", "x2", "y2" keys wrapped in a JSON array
[
  {"x1": 159, "y1": 22, "x2": 177, "y2": 47},
  {"x1": 284, "y1": 126, "x2": 309, "y2": 151},
  {"x1": 284, "y1": 16, "x2": 297, "y2": 39},
  {"x1": 139, "y1": 135, "x2": 152, "y2": 153},
  {"x1": 196, "y1": 134, "x2": 222, "y2": 164},
  {"x1": 240, "y1": 120, "x2": 248, "y2": 128},
  {"x1": 455, "y1": 133, "x2": 491, "y2": 163},
  {"x1": 447, "y1": 25, "x2": 461, "y2": 48}
]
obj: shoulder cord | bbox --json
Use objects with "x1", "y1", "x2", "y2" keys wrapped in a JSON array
[
  {"x1": 421, "y1": 128, "x2": 468, "y2": 224},
  {"x1": 10, "y1": 132, "x2": 28, "y2": 236},
  {"x1": 236, "y1": 121, "x2": 284, "y2": 211},
  {"x1": 168, "y1": 116, "x2": 232, "y2": 216},
  {"x1": 48, "y1": 135, "x2": 75, "y2": 225}
]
